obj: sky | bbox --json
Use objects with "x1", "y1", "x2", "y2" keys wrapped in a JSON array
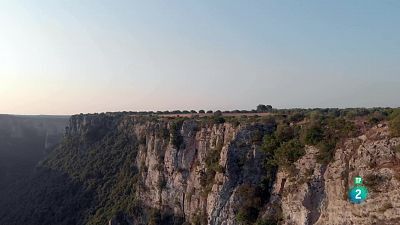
[{"x1": 1, "y1": 0, "x2": 399, "y2": 115}]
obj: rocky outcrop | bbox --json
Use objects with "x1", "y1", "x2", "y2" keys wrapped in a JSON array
[
  {"x1": 44, "y1": 114, "x2": 400, "y2": 225},
  {"x1": 109, "y1": 116, "x2": 400, "y2": 225},
  {"x1": 130, "y1": 119, "x2": 273, "y2": 225},
  {"x1": 272, "y1": 124, "x2": 400, "y2": 225},
  {"x1": 2, "y1": 112, "x2": 400, "y2": 225}
]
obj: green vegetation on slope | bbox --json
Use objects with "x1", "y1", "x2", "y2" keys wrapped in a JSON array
[{"x1": 389, "y1": 109, "x2": 400, "y2": 137}]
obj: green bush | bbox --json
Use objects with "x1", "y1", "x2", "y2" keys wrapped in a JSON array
[
  {"x1": 300, "y1": 116, "x2": 356, "y2": 164},
  {"x1": 236, "y1": 208, "x2": 258, "y2": 225},
  {"x1": 170, "y1": 119, "x2": 185, "y2": 149},
  {"x1": 256, "y1": 104, "x2": 273, "y2": 112},
  {"x1": 191, "y1": 213, "x2": 207, "y2": 225},
  {"x1": 274, "y1": 139, "x2": 305, "y2": 169},
  {"x1": 214, "y1": 110, "x2": 222, "y2": 117},
  {"x1": 262, "y1": 134, "x2": 280, "y2": 156},
  {"x1": 315, "y1": 141, "x2": 336, "y2": 164},
  {"x1": 261, "y1": 123, "x2": 304, "y2": 170},
  {"x1": 389, "y1": 114, "x2": 400, "y2": 137},
  {"x1": 235, "y1": 184, "x2": 263, "y2": 224},
  {"x1": 225, "y1": 117, "x2": 240, "y2": 127},
  {"x1": 368, "y1": 111, "x2": 387, "y2": 125},
  {"x1": 213, "y1": 116, "x2": 225, "y2": 124},
  {"x1": 343, "y1": 108, "x2": 370, "y2": 119},
  {"x1": 275, "y1": 123, "x2": 294, "y2": 142},
  {"x1": 288, "y1": 112, "x2": 305, "y2": 122},
  {"x1": 205, "y1": 148, "x2": 222, "y2": 173},
  {"x1": 201, "y1": 143, "x2": 224, "y2": 192},
  {"x1": 250, "y1": 130, "x2": 264, "y2": 144},
  {"x1": 301, "y1": 123, "x2": 323, "y2": 145}
]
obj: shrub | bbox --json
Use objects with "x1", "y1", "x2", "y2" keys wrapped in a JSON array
[
  {"x1": 274, "y1": 139, "x2": 305, "y2": 169},
  {"x1": 308, "y1": 110, "x2": 323, "y2": 121},
  {"x1": 368, "y1": 111, "x2": 387, "y2": 125},
  {"x1": 301, "y1": 123, "x2": 323, "y2": 145},
  {"x1": 256, "y1": 104, "x2": 273, "y2": 112},
  {"x1": 162, "y1": 128, "x2": 170, "y2": 140},
  {"x1": 235, "y1": 184, "x2": 264, "y2": 224},
  {"x1": 343, "y1": 108, "x2": 370, "y2": 119},
  {"x1": 389, "y1": 114, "x2": 400, "y2": 137},
  {"x1": 213, "y1": 116, "x2": 225, "y2": 124},
  {"x1": 250, "y1": 130, "x2": 264, "y2": 144},
  {"x1": 214, "y1": 110, "x2": 222, "y2": 117},
  {"x1": 288, "y1": 112, "x2": 305, "y2": 123},
  {"x1": 205, "y1": 143, "x2": 224, "y2": 174},
  {"x1": 170, "y1": 119, "x2": 185, "y2": 149},
  {"x1": 205, "y1": 149, "x2": 222, "y2": 171},
  {"x1": 326, "y1": 117, "x2": 357, "y2": 137},
  {"x1": 262, "y1": 134, "x2": 280, "y2": 156},
  {"x1": 275, "y1": 123, "x2": 294, "y2": 142},
  {"x1": 236, "y1": 209, "x2": 258, "y2": 224},
  {"x1": 191, "y1": 213, "x2": 207, "y2": 225},
  {"x1": 225, "y1": 117, "x2": 240, "y2": 127},
  {"x1": 299, "y1": 116, "x2": 356, "y2": 164},
  {"x1": 315, "y1": 141, "x2": 336, "y2": 164},
  {"x1": 201, "y1": 144, "x2": 224, "y2": 192}
]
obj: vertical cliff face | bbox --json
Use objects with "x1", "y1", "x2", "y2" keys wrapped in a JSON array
[
  {"x1": 2, "y1": 113, "x2": 399, "y2": 225},
  {"x1": 16, "y1": 113, "x2": 275, "y2": 224},
  {"x1": 44, "y1": 113, "x2": 276, "y2": 225},
  {"x1": 134, "y1": 119, "x2": 274, "y2": 225}
]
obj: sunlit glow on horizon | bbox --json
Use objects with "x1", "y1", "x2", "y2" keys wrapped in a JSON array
[{"x1": 1, "y1": 1, "x2": 400, "y2": 115}]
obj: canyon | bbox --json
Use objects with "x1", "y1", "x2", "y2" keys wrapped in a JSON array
[{"x1": 0, "y1": 110, "x2": 399, "y2": 225}]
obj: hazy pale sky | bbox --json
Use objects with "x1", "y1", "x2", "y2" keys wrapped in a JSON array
[{"x1": 1, "y1": 0, "x2": 399, "y2": 115}]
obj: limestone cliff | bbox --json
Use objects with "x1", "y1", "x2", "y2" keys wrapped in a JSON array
[
  {"x1": 4, "y1": 112, "x2": 399, "y2": 225},
  {"x1": 133, "y1": 119, "x2": 273, "y2": 225},
  {"x1": 64, "y1": 113, "x2": 275, "y2": 225},
  {"x1": 64, "y1": 113, "x2": 400, "y2": 225}
]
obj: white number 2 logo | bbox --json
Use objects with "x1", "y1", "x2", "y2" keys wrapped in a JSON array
[{"x1": 355, "y1": 189, "x2": 362, "y2": 199}]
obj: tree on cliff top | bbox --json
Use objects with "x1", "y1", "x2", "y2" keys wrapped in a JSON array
[{"x1": 257, "y1": 104, "x2": 273, "y2": 112}]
